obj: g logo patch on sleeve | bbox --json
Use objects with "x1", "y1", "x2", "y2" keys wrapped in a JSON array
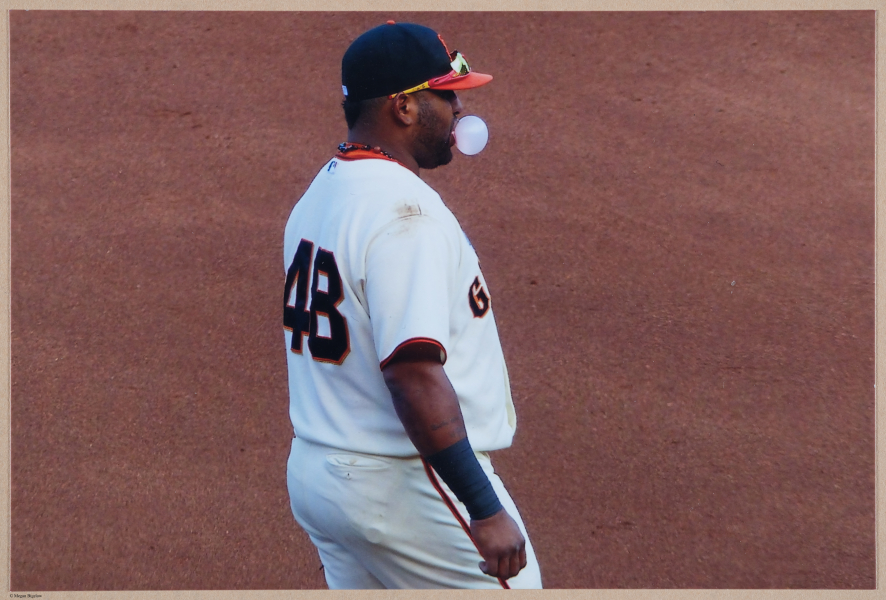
[{"x1": 468, "y1": 276, "x2": 490, "y2": 318}]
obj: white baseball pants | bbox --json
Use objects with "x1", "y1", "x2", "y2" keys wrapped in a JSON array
[{"x1": 286, "y1": 436, "x2": 543, "y2": 589}]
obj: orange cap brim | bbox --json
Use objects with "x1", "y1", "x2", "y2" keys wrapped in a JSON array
[{"x1": 430, "y1": 71, "x2": 493, "y2": 91}]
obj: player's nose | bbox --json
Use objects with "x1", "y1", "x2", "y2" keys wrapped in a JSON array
[{"x1": 450, "y1": 93, "x2": 464, "y2": 115}]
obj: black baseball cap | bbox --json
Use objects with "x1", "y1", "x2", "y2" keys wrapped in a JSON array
[{"x1": 341, "y1": 21, "x2": 493, "y2": 102}]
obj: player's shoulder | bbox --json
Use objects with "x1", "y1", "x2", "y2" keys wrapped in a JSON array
[
  {"x1": 336, "y1": 159, "x2": 446, "y2": 214},
  {"x1": 289, "y1": 156, "x2": 456, "y2": 239}
]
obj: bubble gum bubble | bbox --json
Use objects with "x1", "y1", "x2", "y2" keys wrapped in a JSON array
[{"x1": 454, "y1": 116, "x2": 489, "y2": 155}]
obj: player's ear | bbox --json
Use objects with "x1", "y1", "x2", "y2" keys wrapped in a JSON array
[{"x1": 389, "y1": 92, "x2": 417, "y2": 127}]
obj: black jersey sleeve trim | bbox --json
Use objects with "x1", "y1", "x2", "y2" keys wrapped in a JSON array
[{"x1": 379, "y1": 337, "x2": 447, "y2": 370}]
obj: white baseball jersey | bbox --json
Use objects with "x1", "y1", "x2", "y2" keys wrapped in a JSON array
[{"x1": 283, "y1": 152, "x2": 517, "y2": 457}]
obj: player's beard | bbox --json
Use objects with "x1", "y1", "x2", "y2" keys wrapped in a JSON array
[{"x1": 414, "y1": 95, "x2": 454, "y2": 170}]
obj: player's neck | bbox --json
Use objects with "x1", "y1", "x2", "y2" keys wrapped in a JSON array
[{"x1": 346, "y1": 130, "x2": 420, "y2": 176}]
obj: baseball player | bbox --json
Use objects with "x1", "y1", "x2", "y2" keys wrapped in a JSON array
[{"x1": 283, "y1": 21, "x2": 542, "y2": 589}]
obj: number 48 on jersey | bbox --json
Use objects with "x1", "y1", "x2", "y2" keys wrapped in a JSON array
[{"x1": 284, "y1": 239, "x2": 350, "y2": 364}]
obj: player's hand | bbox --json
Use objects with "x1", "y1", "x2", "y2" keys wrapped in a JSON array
[{"x1": 470, "y1": 508, "x2": 527, "y2": 580}]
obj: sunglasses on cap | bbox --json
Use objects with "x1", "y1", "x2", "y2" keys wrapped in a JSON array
[{"x1": 389, "y1": 51, "x2": 472, "y2": 97}]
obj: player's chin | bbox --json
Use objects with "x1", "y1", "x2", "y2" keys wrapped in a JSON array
[
  {"x1": 438, "y1": 148, "x2": 454, "y2": 167},
  {"x1": 418, "y1": 147, "x2": 454, "y2": 170}
]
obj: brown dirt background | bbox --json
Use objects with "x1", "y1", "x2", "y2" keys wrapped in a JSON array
[{"x1": 9, "y1": 11, "x2": 875, "y2": 590}]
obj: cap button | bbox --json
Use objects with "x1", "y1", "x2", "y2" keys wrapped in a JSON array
[{"x1": 386, "y1": 20, "x2": 396, "y2": 25}]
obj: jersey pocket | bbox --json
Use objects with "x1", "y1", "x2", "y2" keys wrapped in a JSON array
[
  {"x1": 325, "y1": 452, "x2": 392, "y2": 480},
  {"x1": 324, "y1": 452, "x2": 395, "y2": 543}
]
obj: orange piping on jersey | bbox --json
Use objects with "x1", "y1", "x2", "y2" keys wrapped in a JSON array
[
  {"x1": 334, "y1": 149, "x2": 408, "y2": 169},
  {"x1": 421, "y1": 458, "x2": 510, "y2": 590},
  {"x1": 379, "y1": 337, "x2": 447, "y2": 370}
]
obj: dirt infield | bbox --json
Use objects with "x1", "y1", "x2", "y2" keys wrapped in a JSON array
[{"x1": 10, "y1": 11, "x2": 874, "y2": 589}]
